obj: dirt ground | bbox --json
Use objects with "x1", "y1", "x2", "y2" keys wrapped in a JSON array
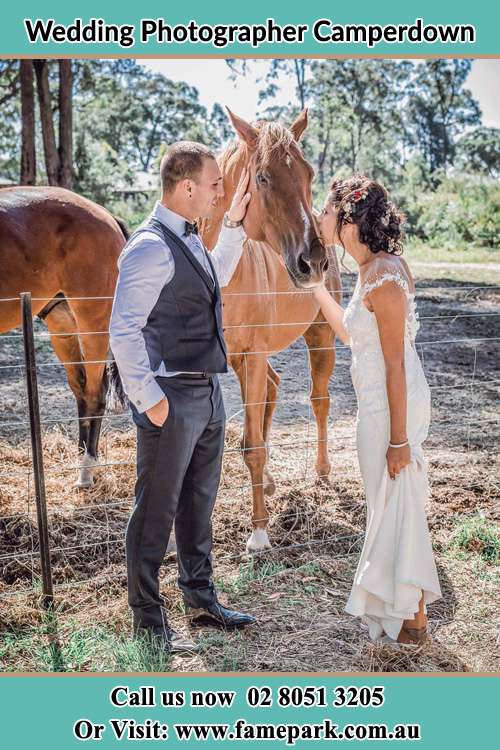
[{"x1": 0, "y1": 271, "x2": 498, "y2": 672}]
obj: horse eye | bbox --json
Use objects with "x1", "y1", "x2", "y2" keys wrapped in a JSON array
[{"x1": 256, "y1": 173, "x2": 268, "y2": 186}]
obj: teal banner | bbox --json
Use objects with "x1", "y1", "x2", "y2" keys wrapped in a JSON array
[
  {"x1": 0, "y1": 0, "x2": 498, "y2": 56},
  {"x1": 1, "y1": 674, "x2": 497, "y2": 747}
]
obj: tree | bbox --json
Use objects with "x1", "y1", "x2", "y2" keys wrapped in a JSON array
[
  {"x1": 456, "y1": 127, "x2": 500, "y2": 179},
  {"x1": 407, "y1": 60, "x2": 481, "y2": 175},
  {"x1": 58, "y1": 60, "x2": 73, "y2": 188},
  {"x1": 207, "y1": 103, "x2": 234, "y2": 148},
  {"x1": 258, "y1": 59, "x2": 311, "y2": 109},
  {"x1": 20, "y1": 60, "x2": 36, "y2": 184},
  {"x1": 306, "y1": 59, "x2": 413, "y2": 189},
  {"x1": 73, "y1": 62, "x2": 208, "y2": 173},
  {"x1": 33, "y1": 60, "x2": 59, "y2": 185},
  {"x1": 0, "y1": 61, "x2": 21, "y2": 182},
  {"x1": 30, "y1": 59, "x2": 75, "y2": 188}
]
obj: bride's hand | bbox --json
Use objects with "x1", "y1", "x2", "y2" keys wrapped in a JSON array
[{"x1": 387, "y1": 444, "x2": 411, "y2": 480}]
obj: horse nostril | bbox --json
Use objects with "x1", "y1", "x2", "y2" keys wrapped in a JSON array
[{"x1": 297, "y1": 252, "x2": 311, "y2": 275}]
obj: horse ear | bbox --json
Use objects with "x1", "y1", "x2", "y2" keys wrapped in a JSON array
[
  {"x1": 289, "y1": 108, "x2": 308, "y2": 141},
  {"x1": 226, "y1": 107, "x2": 259, "y2": 149}
]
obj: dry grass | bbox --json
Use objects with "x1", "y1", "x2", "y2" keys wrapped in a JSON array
[{"x1": 0, "y1": 420, "x2": 498, "y2": 674}]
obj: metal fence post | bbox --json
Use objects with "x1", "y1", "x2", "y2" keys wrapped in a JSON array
[{"x1": 20, "y1": 292, "x2": 54, "y2": 608}]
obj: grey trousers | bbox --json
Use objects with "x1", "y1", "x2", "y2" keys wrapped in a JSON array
[{"x1": 127, "y1": 375, "x2": 225, "y2": 628}]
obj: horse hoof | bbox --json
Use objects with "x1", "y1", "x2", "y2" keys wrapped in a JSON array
[
  {"x1": 315, "y1": 474, "x2": 331, "y2": 488},
  {"x1": 246, "y1": 529, "x2": 271, "y2": 553},
  {"x1": 76, "y1": 454, "x2": 98, "y2": 489},
  {"x1": 75, "y1": 476, "x2": 93, "y2": 489}
]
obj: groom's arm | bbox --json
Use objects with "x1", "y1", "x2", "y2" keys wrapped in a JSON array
[
  {"x1": 208, "y1": 223, "x2": 246, "y2": 287},
  {"x1": 208, "y1": 167, "x2": 250, "y2": 287},
  {"x1": 109, "y1": 233, "x2": 173, "y2": 413}
]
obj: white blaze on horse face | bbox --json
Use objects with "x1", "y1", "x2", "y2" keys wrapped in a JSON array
[{"x1": 300, "y1": 203, "x2": 311, "y2": 250}]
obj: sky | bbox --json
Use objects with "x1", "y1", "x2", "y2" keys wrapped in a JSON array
[{"x1": 139, "y1": 58, "x2": 500, "y2": 128}]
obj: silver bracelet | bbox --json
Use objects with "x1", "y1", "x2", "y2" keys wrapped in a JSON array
[
  {"x1": 389, "y1": 440, "x2": 409, "y2": 448},
  {"x1": 223, "y1": 213, "x2": 243, "y2": 228}
]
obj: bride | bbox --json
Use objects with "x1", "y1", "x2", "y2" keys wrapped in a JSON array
[{"x1": 314, "y1": 175, "x2": 442, "y2": 644}]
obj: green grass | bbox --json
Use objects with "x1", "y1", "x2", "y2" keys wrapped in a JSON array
[
  {"x1": 338, "y1": 241, "x2": 499, "y2": 283},
  {"x1": 198, "y1": 630, "x2": 249, "y2": 672},
  {"x1": 406, "y1": 240, "x2": 499, "y2": 266},
  {"x1": 447, "y1": 515, "x2": 500, "y2": 565},
  {"x1": 0, "y1": 613, "x2": 172, "y2": 672},
  {"x1": 215, "y1": 559, "x2": 288, "y2": 597},
  {"x1": 216, "y1": 559, "x2": 322, "y2": 598}
]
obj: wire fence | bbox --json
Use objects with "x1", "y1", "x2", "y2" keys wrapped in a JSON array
[{"x1": 0, "y1": 277, "x2": 499, "y2": 610}]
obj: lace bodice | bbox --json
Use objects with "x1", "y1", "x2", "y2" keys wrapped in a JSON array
[
  {"x1": 344, "y1": 257, "x2": 419, "y2": 355},
  {"x1": 343, "y1": 257, "x2": 425, "y2": 413}
]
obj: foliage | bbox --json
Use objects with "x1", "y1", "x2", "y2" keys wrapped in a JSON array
[
  {"x1": 406, "y1": 60, "x2": 481, "y2": 175},
  {"x1": 456, "y1": 127, "x2": 500, "y2": 179},
  {"x1": 0, "y1": 60, "x2": 20, "y2": 180},
  {"x1": 404, "y1": 174, "x2": 500, "y2": 248},
  {"x1": 1, "y1": 58, "x2": 497, "y2": 251}
]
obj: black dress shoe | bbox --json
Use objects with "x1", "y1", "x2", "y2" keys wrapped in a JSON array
[
  {"x1": 186, "y1": 601, "x2": 256, "y2": 629},
  {"x1": 135, "y1": 624, "x2": 200, "y2": 655}
]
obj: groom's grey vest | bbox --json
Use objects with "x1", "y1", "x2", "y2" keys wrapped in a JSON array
[{"x1": 128, "y1": 217, "x2": 228, "y2": 375}]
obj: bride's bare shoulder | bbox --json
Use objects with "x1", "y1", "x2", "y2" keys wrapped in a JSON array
[{"x1": 361, "y1": 253, "x2": 412, "y2": 286}]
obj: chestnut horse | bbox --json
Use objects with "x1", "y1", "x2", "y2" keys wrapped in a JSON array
[
  {"x1": 0, "y1": 187, "x2": 127, "y2": 486},
  {"x1": 202, "y1": 109, "x2": 342, "y2": 552}
]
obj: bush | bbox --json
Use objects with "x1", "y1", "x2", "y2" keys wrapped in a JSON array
[{"x1": 402, "y1": 174, "x2": 500, "y2": 249}]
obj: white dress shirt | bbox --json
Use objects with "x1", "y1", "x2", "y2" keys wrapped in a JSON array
[{"x1": 109, "y1": 202, "x2": 245, "y2": 412}]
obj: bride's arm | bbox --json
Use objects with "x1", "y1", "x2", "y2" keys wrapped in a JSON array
[
  {"x1": 312, "y1": 284, "x2": 350, "y2": 345},
  {"x1": 367, "y1": 282, "x2": 411, "y2": 477}
]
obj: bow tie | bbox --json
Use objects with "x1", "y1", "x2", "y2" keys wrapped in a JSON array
[{"x1": 184, "y1": 220, "x2": 198, "y2": 237}]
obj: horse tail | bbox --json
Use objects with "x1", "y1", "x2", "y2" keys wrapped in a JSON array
[
  {"x1": 113, "y1": 215, "x2": 130, "y2": 242},
  {"x1": 106, "y1": 352, "x2": 128, "y2": 411}
]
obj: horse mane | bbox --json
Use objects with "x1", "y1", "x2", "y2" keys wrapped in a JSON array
[
  {"x1": 202, "y1": 120, "x2": 298, "y2": 244},
  {"x1": 219, "y1": 120, "x2": 296, "y2": 171}
]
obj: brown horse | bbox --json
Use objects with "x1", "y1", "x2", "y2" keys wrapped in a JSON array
[
  {"x1": 202, "y1": 109, "x2": 342, "y2": 552},
  {"x1": 0, "y1": 186, "x2": 127, "y2": 486}
]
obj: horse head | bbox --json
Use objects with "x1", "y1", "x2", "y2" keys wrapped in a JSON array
[{"x1": 210, "y1": 109, "x2": 328, "y2": 289}]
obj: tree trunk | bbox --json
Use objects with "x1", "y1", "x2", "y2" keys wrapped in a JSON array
[
  {"x1": 294, "y1": 60, "x2": 307, "y2": 109},
  {"x1": 317, "y1": 121, "x2": 332, "y2": 188},
  {"x1": 20, "y1": 61, "x2": 36, "y2": 185},
  {"x1": 58, "y1": 60, "x2": 73, "y2": 189},
  {"x1": 33, "y1": 59, "x2": 59, "y2": 185}
]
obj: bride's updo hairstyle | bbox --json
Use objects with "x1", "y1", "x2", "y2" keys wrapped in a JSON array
[{"x1": 327, "y1": 175, "x2": 405, "y2": 255}]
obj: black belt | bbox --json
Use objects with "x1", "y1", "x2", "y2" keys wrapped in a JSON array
[{"x1": 174, "y1": 372, "x2": 210, "y2": 379}]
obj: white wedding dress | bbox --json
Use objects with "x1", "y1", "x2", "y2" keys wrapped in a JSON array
[{"x1": 343, "y1": 256, "x2": 442, "y2": 640}]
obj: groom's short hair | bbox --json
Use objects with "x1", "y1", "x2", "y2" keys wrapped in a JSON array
[{"x1": 160, "y1": 141, "x2": 216, "y2": 194}]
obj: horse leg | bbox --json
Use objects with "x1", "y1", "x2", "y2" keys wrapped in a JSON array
[
  {"x1": 261, "y1": 363, "x2": 281, "y2": 497},
  {"x1": 64, "y1": 299, "x2": 112, "y2": 488},
  {"x1": 303, "y1": 312, "x2": 336, "y2": 484},
  {"x1": 41, "y1": 300, "x2": 97, "y2": 487},
  {"x1": 232, "y1": 354, "x2": 271, "y2": 552}
]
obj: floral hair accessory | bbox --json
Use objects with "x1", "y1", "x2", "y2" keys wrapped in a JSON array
[
  {"x1": 342, "y1": 187, "x2": 368, "y2": 220},
  {"x1": 381, "y1": 207, "x2": 391, "y2": 227},
  {"x1": 352, "y1": 189, "x2": 367, "y2": 202}
]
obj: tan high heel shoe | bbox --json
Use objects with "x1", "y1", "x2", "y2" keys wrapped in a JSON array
[
  {"x1": 396, "y1": 625, "x2": 428, "y2": 645},
  {"x1": 397, "y1": 592, "x2": 429, "y2": 645}
]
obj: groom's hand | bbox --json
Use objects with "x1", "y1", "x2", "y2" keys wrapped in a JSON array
[
  {"x1": 227, "y1": 168, "x2": 251, "y2": 223},
  {"x1": 146, "y1": 396, "x2": 169, "y2": 427}
]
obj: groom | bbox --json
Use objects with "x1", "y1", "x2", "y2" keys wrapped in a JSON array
[{"x1": 110, "y1": 141, "x2": 255, "y2": 654}]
